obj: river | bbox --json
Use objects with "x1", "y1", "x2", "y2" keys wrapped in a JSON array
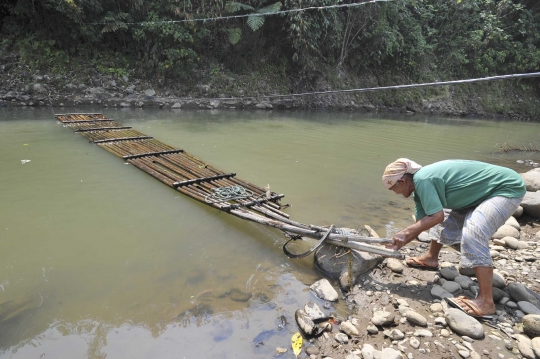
[{"x1": 0, "y1": 107, "x2": 538, "y2": 358}]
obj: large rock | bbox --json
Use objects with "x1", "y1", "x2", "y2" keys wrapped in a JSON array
[
  {"x1": 492, "y1": 225, "x2": 520, "y2": 239},
  {"x1": 523, "y1": 314, "x2": 540, "y2": 338},
  {"x1": 310, "y1": 279, "x2": 339, "y2": 302},
  {"x1": 519, "y1": 301, "x2": 540, "y2": 315},
  {"x1": 315, "y1": 244, "x2": 382, "y2": 282},
  {"x1": 532, "y1": 337, "x2": 540, "y2": 358},
  {"x1": 445, "y1": 308, "x2": 485, "y2": 339},
  {"x1": 431, "y1": 285, "x2": 453, "y2": 300},
  {"x1": 521, "y1": 169, "x2": 540, "y2": 192},
  {"x1": 507, "y1": 283, "x2": 540, "y2": 309},
  {"x1": 521, "y1": 191, "x2": 540, "y2": 218},
  {"x1": 440, "y1": 266, "x2": 460, "y2": 281}
]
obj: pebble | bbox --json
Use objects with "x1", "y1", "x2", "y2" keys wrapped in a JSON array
[
  {"x1": 305, "y1": 346, "x2": 319, "y2": 355},
  {"x1": 430, "y1": 303, "x2": 443, "y2": 313},
  {"x1": 505, "y1": 301, "x2": 518, "y2": 309},
  {"x1": 440, "y1": 266, "x2": 460, "y2": 280},
  {"x1": 405, "y1": 310, "x2": 428, "y2": 327},
  {"x1": 413, "y1": 329, "x2": 433, "y2": 337},
  {"x1": 383, "y1": 328, "x2": 405, "y2": 340},
  {"x1": 434, "y1": 317, "x2": 447, "y2": 327},
  {"x1": 431, "y1": 285, "x2": 453, "y2": 300},
  {"x1": 523, "y1": 314, "x2": 540, "y2": 338},
  {"x1": 340, "y1": 320, "x2": 359, "y2": 336},
  {"x1": 454, "y1": 275, "x2": 474, "y2": 289},
  {"x1": 445, "y1": 308, "x2": 485, "y2": 339},
  {"x1": 334, "y1": 332, "x2": 348, "y2": 344},
  {"x1": 366, "y1": 323, "x2": 379, "y2": 334},
  {"x1": 517, "y1": 334, "x2": 535, "y2": 359},
  {"x1": 387, "y1": 258, "x2": 404, "y2": 273},
  {"x1": 440, "y1": 329, "x2": 451, "y2": 337},
  {"x1": 442, "y1": 281, "x2": 462, "y2": 294},
  {"x1": 462, "y1": 336, "x2": 474, "y2": 343},
  {"x1": 361, "y1": 344, "x2": 375, "y2": 359},
  {"x1": 531, "y1": 337, "x2": 540, "y2": 359},
  {"x1": 371, "y1": 311, "x2": 395, "y2": 326},
  {"x1": 310, "y1": 279, "x2": 339, "y2": 301},
  {"x1": 409, "y1": 337, "x2": 420, "y2": 349},
  {"x1": 380, "y1": 348, "x2": 403, "y2": 359}
]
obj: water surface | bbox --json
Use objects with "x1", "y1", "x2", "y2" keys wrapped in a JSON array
[{"x1": 0, "y1": 107, "x2": 538, "y2": 358}]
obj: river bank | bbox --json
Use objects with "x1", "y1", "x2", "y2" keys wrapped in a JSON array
[{"x1": 1, "y1": 59, "x2": 539, "y2": 120}]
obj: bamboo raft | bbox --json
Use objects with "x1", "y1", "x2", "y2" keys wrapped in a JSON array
[{"x1": 55, "y1": 113, "x2": 403, "y2": 259}]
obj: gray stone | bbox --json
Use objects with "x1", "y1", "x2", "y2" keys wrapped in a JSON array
[
  {"x1": 144, "y1": 89, "x2": 156, "y2": 96},
  {"x1": 503, "y1": 236, "x2": 520, "y2": 250},
  {"x1": 455, "y1": 275, "x2": 475, "y2": 289},
  {"x1": 514, "y1": 206, "x2": 524, "y2": 217},
  {"x1": 431, "y1": 285, "x2": 454, "y2": 300},
  {"x1": 505, "y1": 216, "x2": 521, "y2": 230},
  {"x1": 380, "y1": 348, "x2": 402, "y2": 359},
  {"x1": 371, "y1": 311, "x2": 395, "y2": 326},
  {"x1": 383, "y1": 328, "x2": 405, "y2": 340},
  {"x1": 304, "y1": 302, "x2": 328, "y2": 322},
  {"x1": 120, "y1": 102, "x2": 130, "y2": 107},
  {"x1": 440, "y1": 266, "x2": 460, "y2": 281},
  {"x1": 518, "y1": 301, "x2": 540, "y2": 315},
  {"x1": 334, "y1": 332, "x2": 348, "y2": 343},
  {"x1": 531, "y1": 337, "x2": 540, "y2": 358},
  {"x1": 458, "y1": 264, "x2": 476, "y2": 277},
  {"x1": 171, "y1": 102, "x2": 182, "y2": 109},
  {"x1": 32, "y1": 83, "x2": 47, "y2": 94},
  {"x1": 506, "y1": 301, "x2": 518, "y2": 309},
  {"x1": 340, "y1": 320, "x2": 359, "y2": 336},
  {"x1": 445, "y1": 308, "x2": 485, "y2": 339},
  {"x1": 386, "y1": 258, "x2": 404, "y2": 273},
  {"x1": 310, "y1": 278, "x2": 339, "y2": 302},
  {"x1": 361, "y1": 344, "x2": 376, "y2": 359},
  {"x1": 517, "y1": 334, "x2": 536, "y2": 359},
  {"x1": 492, "y1": 287, "x2": 507, "y2": 302},
  {"x1": 305, "y1": 346, "x2": 319, "y2": 355},
  {"x1": 413, "y1": 329, "x2": 433, "y2": 337},
  {"x1": 507, "y1": 282, "x2": 540, "y2": 308},
  {"x1": 521, "y1": 191, "x2": 540, "y2": 218},
  {"x1": 315, "y1": 244, "x2": 382, "y2": 282},
  {"x1": 492, "y1": 225, "x2": 520, "y2": 239},
  {"x1": 523, "y1": 314, "x2": 540, "y2": 338},
  {"x1": 521, "y1": 168, "x2": 540, "y2": 192},
  {"x1": 492, "y1": 271, "x2": 506, "y2": 288},
  {"x1": 442, "y1": 281, "x2": 463, "y2": 294},
  {"x1": 405, "y1": 310, "x2": 428, "y2": 326}
]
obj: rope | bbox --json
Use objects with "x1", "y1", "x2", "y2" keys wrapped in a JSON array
[
  {"x1": 205, "y1": 185, "x2": 254, "y2": 204},
  {"x1": 200, "y1": 72, "x2": 540, "y2": 101},
  {"x1": 90, "y1": 0, "x2": 394, "y2": 26}
]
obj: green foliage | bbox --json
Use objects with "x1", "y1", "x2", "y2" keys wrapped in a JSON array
[{"x1": 16, "y1": 37, "x2": 70, "y2": 73}]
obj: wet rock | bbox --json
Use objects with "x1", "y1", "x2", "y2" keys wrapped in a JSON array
[
  {"x1": 440, "y1": 266, "x2": 460, "y2": 281},
  {"x1": 518, "y1": 301, "x2": 540, "y2": 315},
  {"x1": 386, "y1": 258, "x2": 404, "y2": 273},
  {"x1": 521, "y1": 168, "x2": 540, "y2": 192},
  {"x1": 310, "y1": 279, "x2": 339, "y2": 302},
  {"x1": 315, "y1": 244, "x2": 382, "y2": 282},
  {"x1": 521, "y1": 191, "x2": 540, "y2": 218},
  {"x1": 340, "y1": 320, "x2": 359, "y2": 336},
  {"x1": 405, "y1": 310, "x2": 428, "y2": 326},
  {"x1": 305, "y1": 346, "x2": 319, "y2": 355},
  {"x1": 230, "y1": 288, "x2": 252, "y2": 302},
  {"x1": 523, "y1": 314, "x2": 540, "y2": 338},
  {"x1": 445, "y1": 308, "x2": 484, "y2": 339},
  {"x1": 295, "y1": 309, "x2": 317, "y2": 336},
  {"x1": 371, "y1": 311, "x2": 395, "y2": 326},
  {"x1": 507, "y1": 283, "x2": 540, "y2": 308},
  {"x1": 517, "y1": 334, "x2": 536, "y2": 359},
  {"x1": 304, "y1": 302, "x2": 328, "y2": 322}
]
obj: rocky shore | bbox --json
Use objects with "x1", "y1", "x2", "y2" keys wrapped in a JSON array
[{"x1": 287, "y1": 168, "x2": 540, "y2": 359}]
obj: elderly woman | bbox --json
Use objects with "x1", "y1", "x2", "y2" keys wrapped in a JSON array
[{"x1": 382, "y1": 158, "x2": 525, "y2": 318}]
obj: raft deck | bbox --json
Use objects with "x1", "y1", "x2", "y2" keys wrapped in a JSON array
[{"x1": 55, "y1": 113, "x2": 402, "y2": 259}]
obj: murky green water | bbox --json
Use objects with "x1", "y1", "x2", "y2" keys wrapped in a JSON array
[{"x1": 0, "y1": 107, "x2": 538, "y2": 358}]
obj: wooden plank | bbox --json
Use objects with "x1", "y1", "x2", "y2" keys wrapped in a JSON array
[
  {"x1": 92, "y1": 136, "x2": 153, "y2": 144},
  {"x1": 173, "y1": 173, "x2": 236, "y2": 188},
  {"x1": 76, "y1": 126, "x2": 132, "y2": 132},
  {"x1": 123, "y1": 149, "x2": 184, "y2": 160}
]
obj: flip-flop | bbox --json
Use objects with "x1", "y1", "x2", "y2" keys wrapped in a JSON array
[
  {"x1": 445, "y1": 297, "x2": 494, "y2": 320},
  {"x1": 405, "y1": 257, "x2": 439, "y2": 271}
]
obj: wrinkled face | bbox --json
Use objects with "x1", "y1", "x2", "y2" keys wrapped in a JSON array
[{"x1": 389, "y1": 176, "x2": 413, "y2": 198}]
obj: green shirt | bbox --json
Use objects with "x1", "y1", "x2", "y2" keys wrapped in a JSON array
[{"x1": 413, "y1": 160, "x2": 526, "y2": 220}]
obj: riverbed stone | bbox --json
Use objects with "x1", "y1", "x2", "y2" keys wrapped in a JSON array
[
  {"x1": 445, "y1": 308, "x2": 484, "y2": 339},
  {"x1": 380, "y1": 348, "x2": 403, "y2": 359},
  {"x1": 521, "y1": 191, "x2": 540, "y2": 218},
  {"x1": 340, "y1": 320, "x2": 359, "y2": 336},
  {"x1": 507, "y1": 283, "x2": 540, "y2": 308},
  {"x1": 371, "y1": 311, "x2": 395, "y2": 326},
  {"x1": 454, "y1": 275, "x2": 474, "y2": 289},
  {"x1": 493, "y1": 225, "x2": 520, "y2": 239},
  {"x1": 518, "y1": 301, "x2": 540, "y2": 315},
  {"x1": 334, "y1": 332, "x2": 348, "y2": 344},
  {"x1": 521, "y1": 168, "x2": 540, "y2": 192},
  {"x1": 361, "y1": 344, "x2": 376, "y2": 359},
  {"x1": 440, "y1": 266, "x2": 460, "y2": 281},
  {"x1": 492, "y1": 271, "x2": 506, "y2": 288},
  {"x1": 386, "y1": 258, "x2": 404, "y2": 273},
  {"x1": 431, "y1": 285, "x2": 453, "y2": 299},
  {"x1": 517, "y1": 334, "x2": 536, "y2": 359},
  {"x1": 523, "y1": 314, "x2": 540, "y2": 338},
  {"x1": 405, "y1": 310, "x2": 428, "y2": 326},
  {"x1": 414, "y1": 328, "x2": 433, "y2": 337},
  {"x1": 532, "y1": 337, "x2": 540, "y2": 358},
  {"x1": 442, "y1": 281, "x2": 462, "y2": 294},
  {"x1": 315, "y1": 244, "x2": 382, "y2": 282},
  {"x1": 310, "y1": 278, "x2": 339, "y2": 302},
  {"x1": 492, "y1": 287, "x2": 507, "y2": 302},
  {"x1": 504, "y1": 236, "x2": 520, "y2": 250},
  {"x1": 383, "y1": 328, "x2": 405, "y2": 340},
  {"x1": 304, "y1": 302, "x2": 328, "y2": 322}
]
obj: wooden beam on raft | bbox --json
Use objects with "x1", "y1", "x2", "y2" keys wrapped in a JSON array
[
  {"x1": 173, "y1": 173, "x2": 237, "y2": 188},
  {"x1": 123, "y1": 150, "x2": 184, "y2": 160},
  {"x1": 92, "y1": 136, "x2": 153, "y2": 144},
  {"x1": 76, "y1": 126, "x2": 132, "y2": 132}
]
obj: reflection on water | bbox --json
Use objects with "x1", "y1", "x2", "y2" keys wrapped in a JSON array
[{"x1": 0, "y1": 107, "x2": 538, "y2": 358}]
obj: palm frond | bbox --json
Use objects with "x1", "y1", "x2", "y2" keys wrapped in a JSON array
[
  {"x1": 225, "y1": 2, "x2": 255, "y2": 13},
  {"x1": 247, "y1": 15, "x2": 265, "y2": 31},
  {"x1": 257, "y1": 2, "x2": 282, "y2": 14},
  {"x1": 225, "y1": 28, "x2": 242, "y2": 44}
]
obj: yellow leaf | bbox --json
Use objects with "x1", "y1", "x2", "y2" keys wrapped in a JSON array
[{"x1": 291, "y1": 332, "x2": 302, "y2": 358}]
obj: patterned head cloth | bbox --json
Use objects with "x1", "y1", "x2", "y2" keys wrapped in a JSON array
[{"x1": 382, "y1": 158, "x2": 422, "y2": 189}]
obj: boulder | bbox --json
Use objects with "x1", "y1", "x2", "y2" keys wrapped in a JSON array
[
  {"x1": 315, "y1": 244, "x2": 382, "y2": 282},
  {"x1": 445, "y1": 308, "x2": 485, "y2": 339},
  {"x1": 521, "y1": 168, "x2": 540, "y2": 192},
  {"x1": 492, "y1": 225, "x2": 520, "y2": 239},
  {"x1": 521, "y1": 191, "x2": 540, "y2": 218},
  {"x1": 518, "y1": 301, "x2": 540, "y2": 315},
  {"x1": 310, "y1": 279, "x2": 339, "y2": 302}
]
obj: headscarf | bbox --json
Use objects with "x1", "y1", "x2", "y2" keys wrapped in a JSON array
[{"x1": 382, "y1": 158, "x2": 422, "y2": 189}]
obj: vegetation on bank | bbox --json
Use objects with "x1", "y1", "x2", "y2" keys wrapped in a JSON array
[{"x1": 1, "y1": 0, "x2": 539, "y2": 114}]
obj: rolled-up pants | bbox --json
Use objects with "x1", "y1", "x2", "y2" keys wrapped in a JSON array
[{"x1": 428, "y1": 196, "x2": 522, "y2": 268}]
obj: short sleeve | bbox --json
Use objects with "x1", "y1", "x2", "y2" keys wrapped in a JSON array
[{"x1": 414, "y1": 179, "x2": 444, "y2": 217}]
